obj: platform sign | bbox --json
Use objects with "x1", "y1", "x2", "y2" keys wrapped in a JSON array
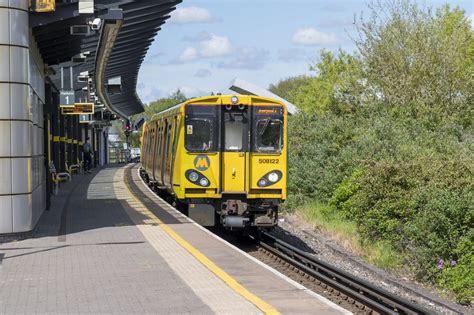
[
  {"x1": 61, "y1": 103, "x2": 94, "y2": 115},
  {"x1": 29, "y1": 0, "x2": 55, "y2": 12},
  {"x1": 79, "y1": 114, "x2": 92, "y2": 123},
  {"x1": 59, "y1": 90, "x2": 75, "y2": 107}
]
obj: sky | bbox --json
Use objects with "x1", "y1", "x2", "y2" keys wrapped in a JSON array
[{"x1": 137, "y1": 0, "x2": 474, "y2": 104}]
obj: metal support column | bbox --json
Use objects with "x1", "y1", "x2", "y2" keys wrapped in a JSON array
[
  {"x1": 72, "y1": 116, "x2": 78, "y2": 164},
  {"x1": 66, "y1": 116, "x2": 73, "y2": 166},
  {"x1": 52, "y1": 92, "x2": 60, "y2": 172},
  {"x1": 59, "y1": 111, "x2": 66, "y2": 173}
]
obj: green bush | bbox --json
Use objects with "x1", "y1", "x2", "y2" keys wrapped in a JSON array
[
  {"x1": 281, "y1": 1, "x2": 473, "y2": 303},
  {"x1": 437, "y1": 231, "x2": 474, "y2": 304},
  {"x1": 285, "y1": 108, "x2": 473, "y2": 303}
]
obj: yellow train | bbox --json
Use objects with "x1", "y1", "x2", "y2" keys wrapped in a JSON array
[{"x1": 140, "y1": 95, "x2": 287, "y2": 231}]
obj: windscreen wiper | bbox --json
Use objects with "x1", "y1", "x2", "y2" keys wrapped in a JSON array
[{"x1": 259, "y1": 118, "x2": 270, "y2": 135}]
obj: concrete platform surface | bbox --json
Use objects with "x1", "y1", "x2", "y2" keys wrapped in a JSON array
[{"x1": 0, "y1": 165, "x2": 350, "y2": 315}]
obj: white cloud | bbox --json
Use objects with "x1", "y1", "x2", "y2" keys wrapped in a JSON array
[
  {"x1": 178, "y1": 47, "x2": 198, "y2": 62},
  {"x1": 292, "y1": 27, "x2": 338, "y2": 45},
  {"x1": 200, "y1": 35, "x2": 231, "y2": 57},
  {"x1": 174, "y1": 34, "x2": 231, "y2": 63},
  {"x1": 170, "y1": 6, "x2": 213, "y2": 24}
]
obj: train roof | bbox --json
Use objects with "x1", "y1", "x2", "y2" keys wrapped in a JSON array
[{"x1": 149, "y1": 95, "x2": 286, "y2": 122}]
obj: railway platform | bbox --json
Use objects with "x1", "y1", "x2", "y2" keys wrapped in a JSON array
[{"x1": 0, "y1": 165, "x2": 350, "y2": 314}]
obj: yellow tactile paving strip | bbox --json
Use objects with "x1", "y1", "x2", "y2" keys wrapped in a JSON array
[{"x1": 113, "y1": 167, "x2": 279, "y2": 315}]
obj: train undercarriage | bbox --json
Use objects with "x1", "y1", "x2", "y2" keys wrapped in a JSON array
[{"x1": 140, "y1": 169, "x2": 278, "y2": 233}]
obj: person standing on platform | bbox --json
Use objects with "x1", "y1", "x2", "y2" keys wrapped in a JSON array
[{"x1": 83, "y1": 137, "x2": 92, "y2": 174}]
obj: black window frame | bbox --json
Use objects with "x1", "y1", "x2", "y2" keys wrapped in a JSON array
[
  {"x1": 184, "y1": 105, "x2": 218, "y2": 153},
  {"x1": 252, "y1": 106, "x2": 284, "y2": 153},
  {"x1": 255, "y1": 118, "x2": 283, "y2": 153}
]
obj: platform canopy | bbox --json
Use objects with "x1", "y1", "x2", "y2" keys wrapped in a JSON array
[
  {"x1": 229, "y1": 78, "x2": 299, "y2": 115},
  {"x1": 30, "y1": 0, "x2": 181, "y2": 117}
]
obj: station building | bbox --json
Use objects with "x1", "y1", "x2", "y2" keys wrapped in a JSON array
[{"x1": 0, "y1": 0, "x2": 180, "y2": 235}]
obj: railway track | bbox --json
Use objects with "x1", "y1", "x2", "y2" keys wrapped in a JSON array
[
  {"x1": 137, "y1": 167, "x2": 433, "y2": 314},
  {"x1": 257, "y1": 232, "x2": 431, "y2": 315}
]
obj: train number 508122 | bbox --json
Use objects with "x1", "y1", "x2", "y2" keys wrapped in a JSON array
[{"x1": 258, "y1": 159, "x2": 279, "y2": 164}]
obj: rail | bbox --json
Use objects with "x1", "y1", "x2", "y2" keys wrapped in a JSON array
[{"x1": 260, "y1": 232, "x2": 431, "y2": 315}]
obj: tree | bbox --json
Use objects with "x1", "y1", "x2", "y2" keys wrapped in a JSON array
[
  {"x1": 291, "y1": 50, "x2": 363, "y2": 115},
  {"x1": 355, "y1": 1, "x2": 474, "y2": 123},
  {"x1": 268, "y1": 75, "x2": 310, "y2": 103},
  {"x1": 124, "y1": 89, "x2": 188, "y2": 148}
]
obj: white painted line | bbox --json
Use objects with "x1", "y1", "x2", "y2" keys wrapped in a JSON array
[{"x1": 135, "y1": 166, "x2": 352, "y2": 315}]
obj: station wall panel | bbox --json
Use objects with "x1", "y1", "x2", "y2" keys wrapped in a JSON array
[
  {"x1": 0, "y1": 158, "x2": 12, "y2": 195},
  {"x1": 11, "y1": 83, "x2": 30, "y2": 120},
  {"x1": 10, "y1": 46, "x2": 29, "y2": 83},
  {"x1": 0, "y1": 0, "x2": 29, "y2": 11},
  {"x1": 11, "y1": 157, "x2": 31, "y2": 195},
  {"x1": 9, "y1": 8, "x2": 28, "y2": 47},
  {"x1": 12, "y1": 193, "x2": 32, "y2": 232},
  {"x1": 0, "y1": 8, "x2": 9, "y2": 45},
  {"x1": 0, "y1": 46, "x2": 10, "y2": 82},
  {"x1": 0, "y1": 196, "x2": 13, "y2": 233},
  {"x1": 0, "y1": 2, "x2": 47, "y2": 235},
  {"x1": 0, "y1": 83, "x2": 11, "y2": 119},
  {"x1": 10, "y1": 120, "x2": 32, "y2": 157},
  {"x1": 0, "y1": 121, "x2": 11, "y2": 156}
]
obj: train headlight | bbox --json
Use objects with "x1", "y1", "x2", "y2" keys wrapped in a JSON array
[
  {"x1": 231, "y1": 96, "x2": 239, "y2": 104},
  {"x1": 257, "y1": 170, "x2": 283, "y2": 187},
  {"x1": 188, "y1": 171, "x2": 199, "y2": 182},
  {"x1": 199, "y1": 178, "x2": 209, "y2": 187},
  {"x1": 185, "y1": 169, "x2": 210, "y2": 187},
  {"x1": 268, "y1": 172, "x2": 279, "y2": 183}
]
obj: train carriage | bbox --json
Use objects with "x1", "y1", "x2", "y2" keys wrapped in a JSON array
[{"x1": 140, "y1": 95, "x2": 287, "y2": 231}]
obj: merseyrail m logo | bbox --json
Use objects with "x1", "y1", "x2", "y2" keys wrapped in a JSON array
[{"x1": 194, "y1": 155, "x2": 210, "y2": 171}]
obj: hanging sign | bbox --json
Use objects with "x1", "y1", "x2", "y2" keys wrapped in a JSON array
[
  {"x1": 59, "y1": 90, "x2": 75, "y2": 107},
  {"x1": 79, "y1": 114, "x2": 92, "y2": 123},
  {"x1": 61, "y1": 103, "x2": 94, "y2": 115},
  {"x1": 30, "y1": 0, "x2": 55, "y2": 12}
]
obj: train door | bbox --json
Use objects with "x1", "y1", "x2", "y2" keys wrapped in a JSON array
[
  {"x1": 221, "y1": 107, "x2": 248, "y2": 193},
  {"x1": 161, "y1": 120, "x2": 170, "y2": 185},
  {"x1": 153, "y1": 122, "x2": 161, "y2": 182},
  {"x1": 163, "y1": 121, "x2": 173, "y2": 186}
]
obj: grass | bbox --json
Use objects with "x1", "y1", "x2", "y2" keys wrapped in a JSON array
[{"x1": 299, "y1": 202, "x2": 404, "y2": 270}]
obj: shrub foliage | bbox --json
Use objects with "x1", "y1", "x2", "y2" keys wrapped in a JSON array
[{"x1": 283, "y1": 1, "x2": 473, "y2": 304}]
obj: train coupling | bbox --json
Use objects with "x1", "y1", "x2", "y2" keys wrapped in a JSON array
[
  {"x1": 222, "y1": 216, "x2": 250, "y2": 229},
  {"x1": 221, "y1": 199, "x2": 247, "y2": 215}
]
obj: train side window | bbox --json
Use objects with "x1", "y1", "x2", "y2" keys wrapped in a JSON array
[
  {"x1": 185, "y1": 118, "x2": 213, "y2": 152},
  {"x1": 255, "y1": 119, "x2": 283, "y2": 152},
  {"x1": 156, "y1": 127, "x2": 162, "y2": 161}
]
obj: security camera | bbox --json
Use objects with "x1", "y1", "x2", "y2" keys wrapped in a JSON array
[
  {"x1": 77, "y1": 71, "x2": 89, "y2": 83},
  {"x1": 89, "y1": 18, "x2": 102, "y2": 31},
  {"x1": 78, "y1": 75, "x2": 89, "y2": 83}
]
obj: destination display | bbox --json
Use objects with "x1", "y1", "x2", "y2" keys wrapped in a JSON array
[
  {"x1": 29, "y1": 0, "x2": 56, "y2": 12},
  {"x1": 61, "y1": 103, "x2": 94, "y2": 115}
]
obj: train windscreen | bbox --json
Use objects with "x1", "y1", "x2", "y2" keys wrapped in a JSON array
[
  {"x1": 253, "y1": 106, "x2": 284, "y2": 153},
  {"x1": 185, "y1": 105, "x2": 217, "y2": 152}
]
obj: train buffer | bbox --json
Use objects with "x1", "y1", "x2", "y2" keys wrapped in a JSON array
[{"x1": 0, "y1": 165, "x2": 350, "y2": 315}]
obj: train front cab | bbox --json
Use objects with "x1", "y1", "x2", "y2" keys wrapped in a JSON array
[{"x1": 176, "y1": 95, "x2": 287, "y2": 231}]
